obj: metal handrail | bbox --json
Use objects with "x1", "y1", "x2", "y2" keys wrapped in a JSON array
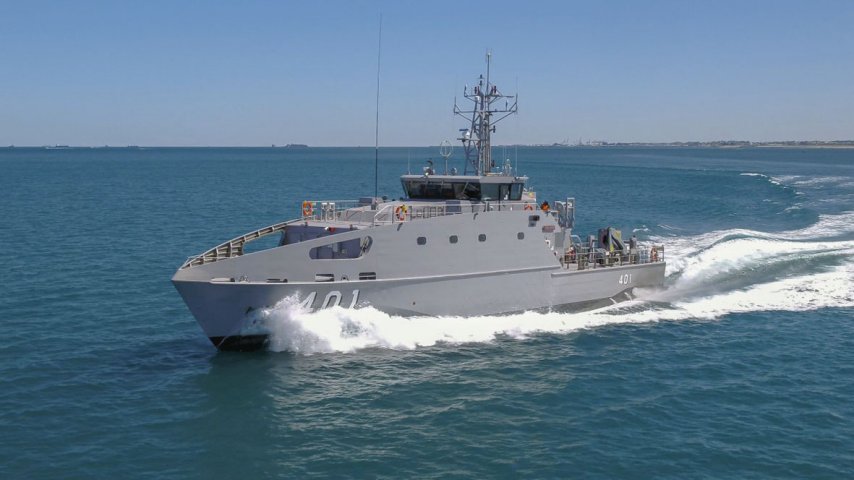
[
  {"x1": 562, "y1": 244, "x2": 665, "y2": 270},
  {"x1": 372, "y1": 203, "x2": 395, "y2": 225},
  {"x1": 300, "y1": 199, "x2": 544, "y2": 226},
  {"x1": 180, "y1": 219, "x2": 303, "y2": 269}
]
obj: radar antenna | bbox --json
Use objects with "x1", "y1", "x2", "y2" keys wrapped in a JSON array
[{"x1": 453, "y1": 51, "x2": 518, "y2": 175}]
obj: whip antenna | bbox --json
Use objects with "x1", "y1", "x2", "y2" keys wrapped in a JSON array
[{"x1": 373, "y1": 14, "x2": 383, "y2": 206}]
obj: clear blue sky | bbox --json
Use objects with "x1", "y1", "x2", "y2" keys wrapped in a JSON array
[{"x1": 1, "y1": 0, "x2": 852, "y2": 146}]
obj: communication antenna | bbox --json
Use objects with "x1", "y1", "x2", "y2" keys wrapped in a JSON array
[
  {"x1": 514, "y1": 76, "x2": 519, "y2": 175},
  {"x1": 373, "y1": 14, "x2": 383, "y2": 207},
  {"x1": 439, "y1": 140, "x2": 453, "y2": 174}
]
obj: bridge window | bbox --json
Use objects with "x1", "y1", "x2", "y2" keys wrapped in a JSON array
[
  {"x1": 403, "y1": 180, "x2": 466, "y2": 200},
  {"x1": 480, "y1": 183, "x2": 500, "y2": 200},
  {"x1": 402, "y1": 179, "x2": 524, "y2": 201},
  {"x1": 477, "y1": 183, "x2": 523, "y2": 201}
]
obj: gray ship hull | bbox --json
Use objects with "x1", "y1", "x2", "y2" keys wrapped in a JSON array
[{"x1": 173, "y1": 258, "x2": 665, "y2": 350}]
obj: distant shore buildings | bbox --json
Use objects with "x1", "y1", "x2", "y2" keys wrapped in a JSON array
[{"x1": 530, "y1": 140, "x2": 854, "y2": 148}]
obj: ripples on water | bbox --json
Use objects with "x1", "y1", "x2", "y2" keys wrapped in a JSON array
[{"x1": 1, "y1": 147, "x2": 852, "y2": 478}]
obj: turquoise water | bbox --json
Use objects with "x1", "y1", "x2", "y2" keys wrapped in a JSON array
[{"x1": 1, "y1": 147, "x2": 852, "y2": 478}]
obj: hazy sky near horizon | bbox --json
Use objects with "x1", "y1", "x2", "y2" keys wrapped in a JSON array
[{"x1": 2, "y1": 0, "x2": 853, "y2": 146}]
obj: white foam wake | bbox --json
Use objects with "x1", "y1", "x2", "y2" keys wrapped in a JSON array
[
  {"x1": 771, "y1": 174, "x2": 854, "y2": 190},
  {"x1": 256, "y1": 261, "x2": 851, "y2": 355},
  {"x1": 657, "y1": 210, "x2": 854, "y2": 278},
  {"x1": 255, "y1": 212, "x2": 854, "y2": 354},
  {"x1": 740, "y1": 172, "x2": 784, "y2": 186},
  {"x1": 255, "y1": 297, "x2": 679, "y2": 354}
]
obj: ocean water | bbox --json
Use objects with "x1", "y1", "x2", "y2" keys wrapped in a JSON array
[{"x1": 1, "y1": 146, "x2": 852, "y2": 479}]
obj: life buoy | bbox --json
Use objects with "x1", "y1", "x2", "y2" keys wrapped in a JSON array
[
  {"x1": 395, "y1": 205, "x2": 408, "y2": 221},
  {"x1": 523, "y1": 203, "x2": 534, "y2": 211},
  {"x1": 650, "y1": 246, "x2": 658, "y2": 262},
  {"x1": 302, "y1": 200, "x2": 313, "y2": 217}
]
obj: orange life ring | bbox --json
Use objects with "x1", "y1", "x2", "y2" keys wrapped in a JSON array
[
  {"x1": 523, "y1": 203, "x2": 534, "y2": 211},
  {"x1": 650, "y1": 246, "x2": 658, "y2": 262},
  {"x1": 395, "y1": 205, "x2": 408, "y2": 221},
  {"x1": 302, "y1": 200, "x2": 313, "y2": 217}
]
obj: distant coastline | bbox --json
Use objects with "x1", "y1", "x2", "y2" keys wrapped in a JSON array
[
  {"x1": 533, "y1": 140, "x2": 854, "y2": 149},
  {"x1": 4, "y1": 141, "x2": 854, "y2": 149}
]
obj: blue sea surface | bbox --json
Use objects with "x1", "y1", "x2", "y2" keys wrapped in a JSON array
[{"x1": 1, "y1": 146, "x2": 852, "y2": 479}]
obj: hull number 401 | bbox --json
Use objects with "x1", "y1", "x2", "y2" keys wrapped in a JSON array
[{"x1": 299, "y1": 289, "x2": 360, "y2": 310}]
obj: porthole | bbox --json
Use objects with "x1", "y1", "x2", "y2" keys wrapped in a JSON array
[
  {"x1": 449, "y1": 235, "x2": 458, "y2": 244},
  {"x1": 417, "y1": 236, "x2": 427, "y2": 245},
  {"x1": 478, "y1": 234, "x2": 487, "y2": 242},
  {"x1": 517, "y1": 232, "x2": 525, "y2": 240}
]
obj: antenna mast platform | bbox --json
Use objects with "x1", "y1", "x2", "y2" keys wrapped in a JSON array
[{"x1": 453, "y1": 52, "x2": 518, "y2": 175}]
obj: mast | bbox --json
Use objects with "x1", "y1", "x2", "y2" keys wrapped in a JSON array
[
  {"x1": 453, "y1": 51, "x2": 518, "y2": 175},
  {"x1": 373, "y1": 15, "x2": 383, "y2": 206}
]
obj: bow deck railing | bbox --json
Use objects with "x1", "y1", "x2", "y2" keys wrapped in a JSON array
[{"x1": 180, "y1": 219, "x2": 303, "y2": 269}]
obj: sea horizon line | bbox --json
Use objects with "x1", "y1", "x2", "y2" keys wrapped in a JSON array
[{"x1": 5, "y1": 140, "x2": 854, "y2": 150}]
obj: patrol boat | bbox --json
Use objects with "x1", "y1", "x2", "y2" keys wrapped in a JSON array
[{"x1": 172, "y1": 58, "x2": 666, "y2": 350}]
